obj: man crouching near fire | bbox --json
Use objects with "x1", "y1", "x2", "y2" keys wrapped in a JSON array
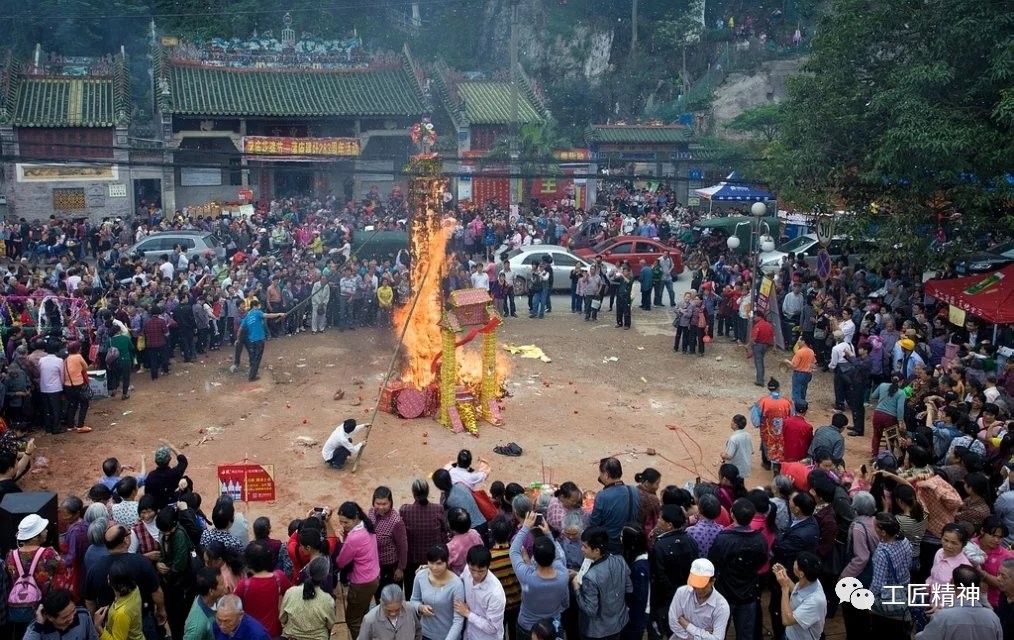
[{"x1": 321, "y1": 418, "x2": 369, "y2": 469}]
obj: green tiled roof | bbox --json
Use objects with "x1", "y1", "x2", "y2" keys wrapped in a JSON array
[
  {"x1": 161, "y1": 62, "x2": 427, "y2": 117},
  {"x1": 11, "y1": 77, "x2": 124, "y2": 127},
  {"x1": 456, "y1": 82, "x2": 545, "y2": 125},
  {"x1": 3, "y1": 52, "x2": 130, "y2": 128},
  {"x1": 587, "y1": 125, "x2": 689, "y2": 144}
]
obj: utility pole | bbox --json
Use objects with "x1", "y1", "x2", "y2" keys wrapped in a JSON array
[
  {"x1": 631, "y1": 0, "x2": 638, "y2": 55},
  {"x1": 509, "y1": 0, "x2": 520, "y2": 214}
]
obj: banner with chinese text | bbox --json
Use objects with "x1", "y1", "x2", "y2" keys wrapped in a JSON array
[{"x1": 243, "y1": 137, "x2": 361, "y2": 157}]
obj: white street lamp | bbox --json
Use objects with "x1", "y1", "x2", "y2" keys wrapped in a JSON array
[
  {"x1": 747, "y1": 201, "x2": 769, "y2": 345},
  {"x1": 726, "y1": 235, "x2": 741, "y2": 250}
]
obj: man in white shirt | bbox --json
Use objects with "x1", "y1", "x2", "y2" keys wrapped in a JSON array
[
  {"x1": 321, "y1": 418, "x2": 369, "y2": 470},
  {"x1": 311, "y1": 273, "x2": 331, "y2": 334},
  {"x1": 38, "y1": 344, "x2": 65, "y2": 434},
  {"x1": 470, "y1": 263, "x2": 490, "y2": 290},
  {"x1": 158, "y1": 255, "x2": 174, "y2": 281},
  {"x1": 828, "y1": 330, "x2": 855, "y2": 411},
  {"x1": 669, "y1": 558, "x2": 730, "y2": 640},
  {"x1": 455, "y1": 546, "x2": 506, "y2": 640}
]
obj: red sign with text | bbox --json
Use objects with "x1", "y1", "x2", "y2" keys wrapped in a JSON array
[
  {"x1": 217, "y1": 464, "x2": 276, "y2": 502},
  {"x1": 242, "y1": 136, "x2": 361, "y2": 157}
]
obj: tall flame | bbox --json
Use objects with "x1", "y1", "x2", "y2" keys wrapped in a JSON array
[
  {"x1": 393, "y1": 168, "x2": 450, "y2": 389},
  {"x1": 394, "y1": 155, "x2": 511, "y2": 401}
]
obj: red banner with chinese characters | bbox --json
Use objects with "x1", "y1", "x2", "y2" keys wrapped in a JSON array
[
  {"x1": 217, "y1": 464, "x2": 276, "y2": 502},
  {"x1": 242, "y1": 136, "x2": 361, "y2": 157}
]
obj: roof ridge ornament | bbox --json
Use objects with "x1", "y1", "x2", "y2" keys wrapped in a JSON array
[{"x1": 281, "y1": 12, "x2": 295, "y2": 48}]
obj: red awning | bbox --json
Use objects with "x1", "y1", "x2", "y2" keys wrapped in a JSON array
[{"x1": 924, "y1": 264, "x2": 1014, "y2": 325}]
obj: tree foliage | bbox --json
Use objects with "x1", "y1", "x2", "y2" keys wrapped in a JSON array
[
  {"x1": 769, "y1": 0, "x2": 1014, "y2": 267},
  {"x1": 727, "y1": 104, "x2": 782, "y2": 142}
]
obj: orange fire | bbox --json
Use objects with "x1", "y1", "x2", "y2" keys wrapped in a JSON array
[
  {"x1": 393, "y1": 170, "x2": 511, "y2": 395},
  {"x1": 457, "y1": 350, "x2": 511, "y2": 389},
  {"x1": 393, "y1": 175, "x2": 451, "y2": 389}
]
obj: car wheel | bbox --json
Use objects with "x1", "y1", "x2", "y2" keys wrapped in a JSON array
[{"x1": 513, "y1": 275, "x2": 528, "y2": 296}]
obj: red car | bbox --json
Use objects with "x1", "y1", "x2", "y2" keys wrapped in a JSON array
[{"x1": 574, "y1": 236, "x2": 684, "y2": 277}]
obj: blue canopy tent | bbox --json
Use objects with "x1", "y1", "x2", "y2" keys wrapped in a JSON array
[{"x1": 695, "y1": 172, "x2": 775, "y2": 212}]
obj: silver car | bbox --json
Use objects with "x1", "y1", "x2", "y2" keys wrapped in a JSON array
[
  {"x1": 126, "y1": 231, "x2": 225, "y2": 261},
  {"x1": 759, "y1": 234, "x2": 875, "y2": 274},
  {"x1": 506, "y1": 245, "x2": 600, "y2": 294}
]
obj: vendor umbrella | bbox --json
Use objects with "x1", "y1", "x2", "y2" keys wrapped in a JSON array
[{"x1": 924, "y1": 264, "x2": 1014, "y2": 325}]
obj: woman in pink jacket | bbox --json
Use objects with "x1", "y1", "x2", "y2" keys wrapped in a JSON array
[{"x1": 336, "y1": 501, "x2": 381, "y2": 639}]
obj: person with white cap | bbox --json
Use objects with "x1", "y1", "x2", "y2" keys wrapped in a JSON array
[
  {"x1": 666, "y1": 558, "x2": 730, "y2": 640},
  {"x1": 6, "y1": 514, "x2": 63, "y2": 625}
]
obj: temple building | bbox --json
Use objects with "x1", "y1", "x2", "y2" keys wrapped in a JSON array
[
  {"x1": 430, "y1": 64, "x2": 552, "y2": 208},
  {"x1": 0, "y1": 47, "x2": 133, "y2": 220},
  {"x1": 153, "y1": 14, "x2": 430, "y2": 210}
]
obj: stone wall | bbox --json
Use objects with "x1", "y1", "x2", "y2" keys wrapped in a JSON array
[{"x1": 9, "y1": 178, "x2": 133, "y2": 221}]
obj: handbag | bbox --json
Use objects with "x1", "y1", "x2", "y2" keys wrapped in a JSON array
[
  {"x1": 469, "y1": 487, "x2": 500, "y2": 521},
  {"x1": 846, "y1": 520, "x2": 876, "y2": 587},
  {"x1": 871, "y1": 551, "x2": 910, "y2": 619},
  {"x1": 590, "y1": 298, "x2": 602, "y2": 310}
]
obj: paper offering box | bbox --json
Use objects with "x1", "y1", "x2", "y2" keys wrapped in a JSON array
[{"x1": 378, "y1": 381, "x2": 405, "y2": 414}]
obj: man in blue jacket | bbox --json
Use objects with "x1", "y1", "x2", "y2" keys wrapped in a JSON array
[
  {"x1": 588, "y1": 457, "x2": 640, "y2": 554},
  {"x1": 709, "y1": 499, "x2": 769, "y2": 640},
  {"x1": 638, "y1": 260, "x2": 653, "y2": 310},
  {"x1": 769, "y1": 492, "x2": 819, "y2": 640}
]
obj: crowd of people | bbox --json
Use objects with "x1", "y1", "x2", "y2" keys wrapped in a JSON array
[
  {"x1": 0, "y1": 182, "x2": 1012, "y2": 640},
  {"x1": 7, "y1": 422, "x2": 1011, "y2": 640}
]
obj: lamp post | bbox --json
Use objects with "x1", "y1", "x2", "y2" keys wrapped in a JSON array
[{"x1": 747, "y1": 201, "x2": 770, "y2": 341}]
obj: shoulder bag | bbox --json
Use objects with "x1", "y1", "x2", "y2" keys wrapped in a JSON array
[
  {"x1": 870, "y1": 549, "x2": 910, "y2": 620},
  {"x1": 848, "y1": 520, "x2": 876, "y2": 588}
]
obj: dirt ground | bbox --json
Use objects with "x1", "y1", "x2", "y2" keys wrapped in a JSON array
[{"x1": 29, "y1": 287, "x2": 860, "y2": 638}]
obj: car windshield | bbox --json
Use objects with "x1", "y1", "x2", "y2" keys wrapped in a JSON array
[
  {"x1": 591, "y1": 239, "x2": 614, "y2": 253},
  {"x1": 775, "y1": 235, "x2": 814, "y2": 253},
  {"x1": 991, "y1": 240, "x2": 1014, "y2": 258},
  {"x1": 507, "y1": 249, "x2": 524, "y2": 259},
  {"x1": 204, "y1": 234, "x2": 221, "y2": 247}
]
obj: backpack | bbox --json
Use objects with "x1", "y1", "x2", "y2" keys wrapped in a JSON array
[
  {"x1": 105, "y1": 346, "x2": 121, "y2": 368},
  {"x1": 8, "y1": 548, "x2": 45, "y2": 622}
]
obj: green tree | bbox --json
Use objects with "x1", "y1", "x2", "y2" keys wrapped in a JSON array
[
  {"x1": 770, "y1": 0, "x2": 1014, "y2": 267},
  {"x1": 727, "y1": 104, "x2": 782, "y2": 143}
]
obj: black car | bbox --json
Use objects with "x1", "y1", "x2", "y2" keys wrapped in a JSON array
[{"x1": 955, "y1": 240, "x2": 1014, "y2": 275}]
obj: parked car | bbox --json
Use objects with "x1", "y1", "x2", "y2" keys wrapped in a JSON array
[
  {"x1": 758, "y1": 234, "x2": 875, "y2": 274},
  {"x1": 506, "y1": 245, "x2": 599, "y2": 295},
  {"x1": 127, "y1": 231, "x2": 226, "y2": 261},
  {"x1": 574, "y1": 236, "x2": 684, "y2": 276},
  {"x1": 562, "y1": 217, "x2": 606, "y2": 251},
  {"x1": 954, "y1": 240, "x2": 1014, "y2": 275}
]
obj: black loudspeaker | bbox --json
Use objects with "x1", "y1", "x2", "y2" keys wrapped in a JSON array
[{"x1": 0, "y1": 492, "x2": 59, "y2": 553}]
